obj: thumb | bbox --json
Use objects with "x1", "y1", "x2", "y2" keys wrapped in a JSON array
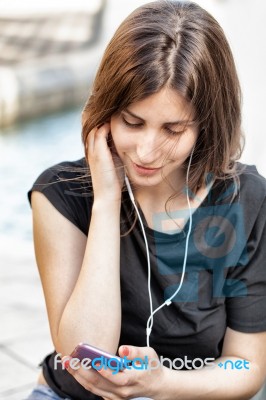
[{"x1": 118, "y1": 345, "x2": 157, "y2": 361}]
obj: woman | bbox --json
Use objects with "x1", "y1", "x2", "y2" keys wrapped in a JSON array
[{"x1": 26, "y1": 1, "x2": 266, "y2": 399}]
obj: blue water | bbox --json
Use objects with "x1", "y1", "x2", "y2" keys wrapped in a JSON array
[{"x1": 0, "y1": 108, "x2": 84, "y2": 242}]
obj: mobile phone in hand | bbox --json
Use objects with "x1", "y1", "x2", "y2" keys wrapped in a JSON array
[{"x1": 70, "y1": 342, "x2": 129, "y2": 369}]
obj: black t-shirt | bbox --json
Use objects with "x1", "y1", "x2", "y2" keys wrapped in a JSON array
[{"x1": 28, "y1": 158, "x2": 266, "y2": 400}]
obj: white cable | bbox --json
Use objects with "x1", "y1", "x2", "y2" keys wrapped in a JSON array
[
  {"x1": 125, "y1": 147, "x2": 194, "y2": 347},
  {"x1": 125, "y1": 175, "x2": 154, "y2": 340},
  {"x1": 146, "y1": 149, "x2": 194, "y2": 346}
]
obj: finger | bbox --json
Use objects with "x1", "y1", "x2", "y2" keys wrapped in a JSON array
[
  {"x1": 86, "y1": 122, "x2": 109, "y2": 154},
  {"x1": 87, "y1": 123, "x2": 111, "y2": 164},
  {"x1": 67, "y1": 365, "x2": 123, "y2": 399},
  {"x1": 96, "y1": 363, "x2": 133, "y2": 387},
  {"x1": 64, "y1": 357, "x2": 82, "y2": 377},
  {"x1": 93, "y1": 122, "x2": 111, "y2": 151},
  {"x1": 86, "y1": 126, "x2": 97, "y2": 159},
  {"x1": 118, "y1": 345, "x2": 157, "y2": 361},
  {"x1": 65, "y1": 362, "x2": 102, "y2": 392},
  {"x1": 61, "y1": 356, "x2": 72, "y2": 370}
]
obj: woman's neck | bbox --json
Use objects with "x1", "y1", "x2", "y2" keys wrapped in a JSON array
[{"x1": 133, "y1": 179, "x2": 211, "y2": 233}]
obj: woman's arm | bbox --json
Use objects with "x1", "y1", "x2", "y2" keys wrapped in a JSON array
[
  {"x1": 32, "y1": 123, "x2": 124, "y2": 356},
  {"x1": 57, "y1": 198, "x2": 122, "y2": 355},
  {"x1": 64, "y1": 328, "x2": 266, "y2": 399},
  {"x1": 157, "y1": 327, "x2": 266, "y2": 400}
]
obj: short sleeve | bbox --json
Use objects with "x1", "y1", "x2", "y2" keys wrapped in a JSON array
[
  {"x1": 27, "y1": 158, "x2": 93, "y2": 236},
  {"x1": 225, "y1": 197, "x2": 266, "y2": 332}
]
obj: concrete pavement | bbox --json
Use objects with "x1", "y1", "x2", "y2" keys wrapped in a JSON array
[{"x1": 0, "y1": 237, "x2": 53, "y2": 399}]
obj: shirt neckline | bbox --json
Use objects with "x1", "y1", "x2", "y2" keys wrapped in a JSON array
[{"x1": 133, "y1": 180, "x2": 218, "y2": 241}]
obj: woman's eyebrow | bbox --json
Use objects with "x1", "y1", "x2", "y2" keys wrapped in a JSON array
[{"x1": 123, "y1": 108, "x2": 193, "y2": 125}]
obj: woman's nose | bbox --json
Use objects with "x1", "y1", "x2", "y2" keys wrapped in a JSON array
[{"x1": 136, "y1": 131, "x2": 162, "y2": 165}]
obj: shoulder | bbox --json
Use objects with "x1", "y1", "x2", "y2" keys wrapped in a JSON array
[
  {"x1": 30, "y1": 157, "x2": 89, "y2": 187},
  {"x1": 210, "y1": 162, "x2": 266, "y2": 209},
  {"x1": 237, "y1": 162, "x2": 266, "y2": 198},
  {"x1": 236, "y1": 162, "x2": 266, "y2": 215},
  {"x1": 28, "y1": 157, "x2": 92, "y2": 199},
  {"x1": 28, "y1": 157, "x2": 92, "y2": 236},
  {"x1": 208, "y1": 162, "x2": 265, "y2": 234}
]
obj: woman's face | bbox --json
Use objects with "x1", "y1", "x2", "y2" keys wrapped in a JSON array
[{"x1": 110, "y1": 87, "x2": 198, "y2": 191}]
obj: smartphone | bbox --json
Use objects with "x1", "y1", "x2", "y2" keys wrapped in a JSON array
[{"x1": 70, "y1": 342, "x2": 129, "y2": 369}]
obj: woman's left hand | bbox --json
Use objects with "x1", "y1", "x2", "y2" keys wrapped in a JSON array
[{"x1": 65, "y1": 345, "x2": 167, "y2": 400}]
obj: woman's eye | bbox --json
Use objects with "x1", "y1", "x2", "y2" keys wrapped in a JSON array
[
  {"x1": 122, "y1": 116, "x2": 142, "y2": 128},
  {"x1": 164, "y1": 127, "x2": 185, "y2": 136},
  {"x1": 122, "y1": 116, "x2": 185, "y2": 136}
]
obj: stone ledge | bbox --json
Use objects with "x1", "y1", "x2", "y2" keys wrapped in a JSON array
[
  {"x1": 0, "y1": 0, "x2": 106, "y2": 127},
  {"x1": 0, "y1": 46, "x2": 104, "y2": 127}
]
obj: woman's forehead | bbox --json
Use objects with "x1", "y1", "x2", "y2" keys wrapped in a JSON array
[{"x1": 125, "y1": 88, "x2": 195, "y2": 123}]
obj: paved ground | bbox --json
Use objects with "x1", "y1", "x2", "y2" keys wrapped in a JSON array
[
  {"x1": 0, "y1": 2, "x2": 107, "y2": 397},
  {"x1": 0, "y1": 237, "x2": 53, "y2": 399},
  {"x1": 0, "y1": 0, "x2": 266, "y2": 399}
]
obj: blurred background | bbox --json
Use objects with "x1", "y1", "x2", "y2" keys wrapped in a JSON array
[{"x1": 0, "y1": 0, "x2": 265, "y2": 399}]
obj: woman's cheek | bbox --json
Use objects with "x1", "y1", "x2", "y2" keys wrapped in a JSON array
[
  {"x1": 176, "y1": 130, "x2": 198, "y2": 158},
  {"x1": 112, "y1": 129, "x2": 133, "y2": 154},
  {"x1": 115, "y1": 139, "x2": 132, "y2": 158}
]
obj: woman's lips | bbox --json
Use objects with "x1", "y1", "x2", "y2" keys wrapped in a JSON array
[{"x1": 132, "y1": 162, "x2": 162, "y2": 176}]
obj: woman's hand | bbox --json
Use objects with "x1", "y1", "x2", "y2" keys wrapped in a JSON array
[
  {"x1": 64, "y1": 345, "x2": 168, "y2": 400},
  {"x1": 86, "y1": 123, "x2": 124, "y2": 203}
]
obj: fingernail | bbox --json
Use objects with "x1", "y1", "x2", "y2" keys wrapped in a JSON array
[
  {"x1": 95, "y1": 362, "x2": 102, "y2": 372},
  {"x1": 62, "y1": 358, "x2": 70, "y2": 369},
  {"x1": 122, "y1": 346, "x2": 129, "y2": 356}
]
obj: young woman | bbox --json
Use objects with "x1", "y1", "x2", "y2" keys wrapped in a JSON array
[{"x1": 26, "y1": 1, "x2": 266, "y2": 399}]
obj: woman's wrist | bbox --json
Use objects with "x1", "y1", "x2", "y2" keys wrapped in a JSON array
[
  {"x1": 150, "y1": 366, "x2": 173, "y2": 400},
  {"x1": 92, "y1": 196, "x2": 122, "y2": 213}
]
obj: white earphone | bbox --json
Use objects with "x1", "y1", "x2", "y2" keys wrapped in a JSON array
[{"x1": 124, "y1": 148, "x2": 194, "y2": 347}]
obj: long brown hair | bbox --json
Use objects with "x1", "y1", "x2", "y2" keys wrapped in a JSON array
[{"x1": 82, "y1": 0, "x2": 244, "y2": 196}]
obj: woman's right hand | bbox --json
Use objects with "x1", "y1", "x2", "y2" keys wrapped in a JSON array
[{"x1": 86, "y1": 123, "x2": 124, "y2": 204}]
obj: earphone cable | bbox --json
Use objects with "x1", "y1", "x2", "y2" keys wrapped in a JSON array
[
  {"x1": 125, "y1": 147, "x2": 194, "y2": 348},
  {"x1": 124, "y1": 176, "x2": 154, "y2": 340},
  {"x1": 146, "y1": 148, "x2": 194, "y2": 346}
]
